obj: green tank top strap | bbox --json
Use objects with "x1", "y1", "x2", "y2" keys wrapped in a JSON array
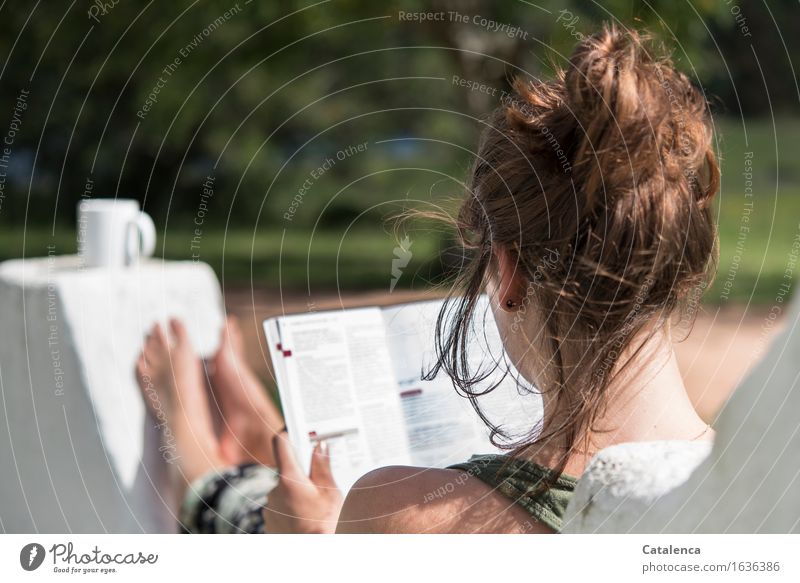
[{"x1": 447, "y1": 454, "x2": 578, "y2": 532}]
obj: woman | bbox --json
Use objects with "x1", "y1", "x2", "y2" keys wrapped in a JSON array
[{"x1": 137, "y1": 24, "x2": 718, "y2": 534}]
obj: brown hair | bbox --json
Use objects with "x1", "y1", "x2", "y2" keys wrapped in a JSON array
[{"x1": 428, "y1": 24, "x2": 720, "y2": 480}]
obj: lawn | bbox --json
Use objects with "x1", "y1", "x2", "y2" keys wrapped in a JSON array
[
  {"x1": 1, "y1": 116, "x2": 797, "y2": 304},
  {"x1": 0, "y1": 225, "x2": 446, "y2": 292},
  {"x1": 710, "y1": 116, "x2": 800, "y2": 304}
]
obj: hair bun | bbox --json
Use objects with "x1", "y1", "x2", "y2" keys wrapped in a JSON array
[
  {"x1": 562, "y1": 25, "x2": 713, "y2": 210},
  {"x1": 565, "y1": 25, "x2": 651, "y2": 125}
]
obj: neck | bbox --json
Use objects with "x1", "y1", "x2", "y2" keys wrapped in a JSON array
[
  {"x1": 530, "y1": 327, "x2": 712, "y2": 473},
  {"x1": 589, "y1": 329, "x2": 710, "y2": 448}
]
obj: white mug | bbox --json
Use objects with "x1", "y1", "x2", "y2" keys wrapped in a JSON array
[{"x1": 77, "y1": 199, "x2": 156, "y2": 268}]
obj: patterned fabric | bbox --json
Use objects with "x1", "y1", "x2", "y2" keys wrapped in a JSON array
[
  {"x1": 180, "y1": 463, "x2": 279, "y2": 534},
  {"x1": 181, "y1": 455, "x2": 576, "y2": 533},
  {"x1": 447, "y1": 454, "x2": 578, "y2": 532}
]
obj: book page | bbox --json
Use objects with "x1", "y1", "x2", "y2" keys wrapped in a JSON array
[
  {"x1": 266, "y1": 308, "x2": 411, "y2": 490},
  {"x1": 382, "y1": 297, "x2": 542, "y2": 467}
]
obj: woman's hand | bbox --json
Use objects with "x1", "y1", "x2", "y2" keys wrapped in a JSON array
[{"x1": 262, "y1": 432, "x2": 343, "y2": 533}]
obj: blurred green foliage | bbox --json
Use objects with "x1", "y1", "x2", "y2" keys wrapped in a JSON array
[{"x1": 0, "y1": 0, "x2": 798, "y2": 301}]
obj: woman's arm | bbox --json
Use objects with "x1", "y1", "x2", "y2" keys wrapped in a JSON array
[
  {"x1": 336, "y1": 466, "x2": 429, "y2": 533},
  {"x1": 262, "y1": 436, "x2": 548, "y2": 534},
  {"x1": 336, "y1": 466, "x2": 546, "y2": 534}
]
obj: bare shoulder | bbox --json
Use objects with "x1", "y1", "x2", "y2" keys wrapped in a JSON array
[{"x1": 335, "y1": 465, "x2": 551, "y2": 534}]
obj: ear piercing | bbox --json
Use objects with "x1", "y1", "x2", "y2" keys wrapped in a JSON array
[{"x1": 506, "y1": 299, "x2": 516, "y2": 309}]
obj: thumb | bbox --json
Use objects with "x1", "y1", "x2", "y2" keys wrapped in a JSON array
[
  {"x1": 272, "y1": 431, "x2": 303, "y2": 481},
  {"x1": 309, "y1": 441, "x2": 337, "y2": 488}
]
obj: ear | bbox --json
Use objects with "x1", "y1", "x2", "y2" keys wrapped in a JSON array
[{"x1": 494, "y1": 245, "x2": 525, "y2": 312}]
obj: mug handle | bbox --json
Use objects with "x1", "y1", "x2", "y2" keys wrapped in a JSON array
[{"x1": 126, "y1": 211, "x2": 156, "y2": 265}]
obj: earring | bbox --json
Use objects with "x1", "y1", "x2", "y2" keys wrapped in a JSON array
[{"x1": 506, "y1": 299, "x2": 516, "y2": 309}]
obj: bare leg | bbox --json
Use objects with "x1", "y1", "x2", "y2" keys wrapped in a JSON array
[
  {"x1": 209, "y1": 316, "x2": 284, "y2": 468},
  {"x1": 136, "y1": 319, "x2": 223, "y2": 488}
]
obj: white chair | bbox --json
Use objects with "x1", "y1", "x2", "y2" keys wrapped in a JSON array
[
  {"x1": 0, "y1": 257, "x2": 224, "y2": 533},
  {"x1": 563, "y1": 289, "x2": 800, "y2": 533}
]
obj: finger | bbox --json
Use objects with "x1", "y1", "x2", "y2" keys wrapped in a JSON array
[
  {"x1": 169, "y1": 318, "x2": 189, "y2": 344},
  {"x1": 226, "y1": 314, "x2": 240, "y2": 335},
  {"x1": 147, "y1": 323, "x2": 166, "y2": 350},
  {"x1": 136, "y1": 354, "x2": 147, "y2": 376},
  {"x1": 309, "y1": 441, "x2": 337, "y2": 488},
  {"x1": 272, "y1": 431, "x2": 303, "y2": 481}
]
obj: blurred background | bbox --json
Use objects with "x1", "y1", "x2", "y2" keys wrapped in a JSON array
[{"x1": 1, "y1": 0, "x2": 798, "y2": 423}]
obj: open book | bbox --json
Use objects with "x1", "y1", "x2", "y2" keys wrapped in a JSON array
[{"x1": 264, "y1": 296, "x2": 543, "y2": 490}]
